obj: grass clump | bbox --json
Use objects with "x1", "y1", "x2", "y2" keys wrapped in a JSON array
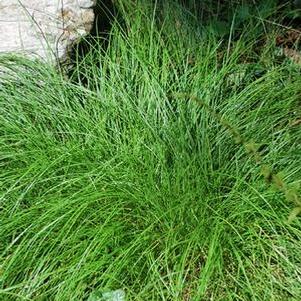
[{"x1": 0, "y1": 1, "x2": 301, "y2": 300}]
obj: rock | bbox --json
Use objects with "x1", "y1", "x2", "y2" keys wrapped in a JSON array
[{"x1": 0, "y1": 0, "x2": 96, "y2": 64}]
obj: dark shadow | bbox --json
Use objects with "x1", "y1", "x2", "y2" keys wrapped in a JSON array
[
  {"x1": 68, "y1": 0, "x2": 116, "y2": 65},
  {"x1": 66, "y1": 0, "x2": 116, "y2": 82},
  {"x1": 89, "y1": 0, "x2": 117, "y2": 49}
]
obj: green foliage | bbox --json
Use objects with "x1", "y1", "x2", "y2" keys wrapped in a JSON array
[
  {"x1": 0, "y1": 1, "x2": 301, "y2": 300},
  {"x1": 176, "y1": 93, "x2": 301, "y2": 223}
]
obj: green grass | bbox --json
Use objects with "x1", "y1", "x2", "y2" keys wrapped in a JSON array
[{"x1": 1, "y1": 1, "x2": 301, "y2": 300}]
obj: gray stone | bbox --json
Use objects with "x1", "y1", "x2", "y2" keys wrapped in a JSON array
[{"x1": 0, "y1": 0, "x2": 96, "y2": 64}]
